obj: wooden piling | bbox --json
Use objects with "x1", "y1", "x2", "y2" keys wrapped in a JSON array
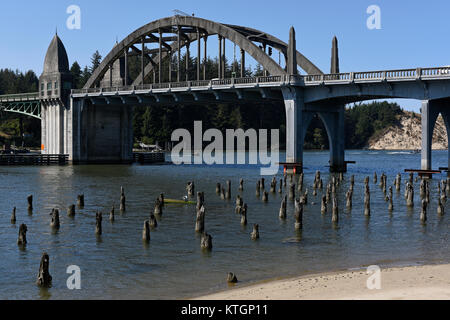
[
  {"x1": 95, "y1": 211, "x2": 102, "y2": 235},
  {"x1": 294, "y1": 199, "x2": 303, "y2": 230},
  {"x1": 67, "y1": 204, "x2": 76, "y2": 217},
  {"x1": 227, "y1": 272, "x2": 238, "y2": 283},
  {"x1": 27, "y1": 195, "x2": 33, "y2": 212},
  {"x1": 17, "y1": 223, "x2": 27, "y2": 245},
  {"x1": 142, "y1": 220, "x2": 151, "y2": 242},
  {"x1": 420, "y1": 199, "x2": 427, "y2": 222},
  {"x1": 251, "y1": 224, "x2": 259, "y2": 240},
  {"x1": 321, "y1": 195, "x2": 327, "y2": 214},
  {"x1": 77, "y1": 194, "x2": 84, "y2": 207},
  {"x1": 240, "y1": 204, "x2": 248, "y2": 225},
  {"x1": 195, "y1": 205, "x2": 205, "y2": 233},
  {"x1": 50, "y1": 209, "x2": 60, "y2": 229},
  {"x1": 289, "y1": 183, "x2": 295, "y2": 201},
  {"x1": 36, "y1": 252, "x2": 52, "y2": 287},
  {"x1": 239, "y1": 178, "x2": 244, "y2": 191},
  {"x1": 279, "y1": 195, "x2": 287, "y2": 219},
  {"x1": 200, "y1": 232, "x2": 212, "y2": 250},
  {"x1": 332, "y1": 194, "x2": 339, "y2": 224},
  {"x1": 109, "y1": 206, "x2": 115, "y2": 222},
  {"x1": 11, "y1": 207, "x2": 16, "y2": 224},
  {"x1": 149, "y1": 213, "x2": 158, "y2": 228}
]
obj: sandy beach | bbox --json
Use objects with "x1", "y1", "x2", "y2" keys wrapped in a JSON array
[{"x1": 194, "y1": 264, "x2": 450, "y2": 300}]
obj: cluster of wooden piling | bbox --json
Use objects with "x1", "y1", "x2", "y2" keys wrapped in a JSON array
[{"x1": 9, "y1": 168, "x2": 449, "y2": 288}]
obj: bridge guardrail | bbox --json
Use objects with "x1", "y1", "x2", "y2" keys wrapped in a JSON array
[
  {"x1": 0, "y1": 92, "x2": 39, "y2": 102},
  {"x1": 69, "y1": 65, "x2": 450, "y2": 96}
]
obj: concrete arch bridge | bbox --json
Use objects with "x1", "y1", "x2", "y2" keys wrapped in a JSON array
[{"x1": 1, "y1": 15, "x2": 450, "y2": 172}]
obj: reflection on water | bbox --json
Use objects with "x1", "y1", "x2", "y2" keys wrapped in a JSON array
[{"x1": 0, "y1": 150, "x2": 449, "y2": 299}]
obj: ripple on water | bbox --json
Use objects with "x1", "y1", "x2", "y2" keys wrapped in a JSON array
[{"x1": 0, "y1": 150, "x2": 449, "y2": 299}]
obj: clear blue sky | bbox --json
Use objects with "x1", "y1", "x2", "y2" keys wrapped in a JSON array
[{"x1": 1, "y1": 0, "x2": 449, "y2": 111}]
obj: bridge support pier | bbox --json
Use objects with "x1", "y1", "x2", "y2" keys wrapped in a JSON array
[
  {"x1": 421, "y1": 99, "x2": 450, "y2": 174},
  {"x1": 69, "y1": 99, "x2": 133, "y2": 164},
  {"x1": 318, "y1": 105, "x2": 346, "y2": 172},
  {"x1": 41, "y1": 102, "x2": 67, "y2": 155},
  {"x1": 282, "y1": 87, "x2": 308, "y2": 168},
  {"x1": 421, "y1": 100, "x2": 439, "y2": 170}
]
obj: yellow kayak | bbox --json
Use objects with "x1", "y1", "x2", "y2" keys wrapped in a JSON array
[{"x1": 164, "y1": 198, "x2": 196, "y2": 205}]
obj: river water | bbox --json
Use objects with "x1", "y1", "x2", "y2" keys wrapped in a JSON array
[{"x1": 0, "y1": 150, "x2": 449, "y2": 299}]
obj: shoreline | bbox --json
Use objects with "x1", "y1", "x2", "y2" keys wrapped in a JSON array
[{"x1": 192, "y1": 263, "x2": 450, "y2": 300}]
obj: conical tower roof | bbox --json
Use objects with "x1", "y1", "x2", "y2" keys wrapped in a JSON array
[{"x1": 43, "y1": 34, "x2": 69, "y2": 74}]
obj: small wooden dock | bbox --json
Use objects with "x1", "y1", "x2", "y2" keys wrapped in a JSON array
[
  {"x1": 0, "y1": 154, "x2": 68, "y2": 165},
  {"x1": 133, "y1": 152, "x2": 165, "y2": 164}
]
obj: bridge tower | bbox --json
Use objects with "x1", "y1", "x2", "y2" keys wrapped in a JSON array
[{"x1": 39, "y1": 33, "x2": 73, "y2": 155}]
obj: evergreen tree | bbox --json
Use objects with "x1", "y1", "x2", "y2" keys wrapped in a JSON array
[
  {"x1": 70, "y1": 62, "x2": 82, "y2": 89},
  {"x1": 79, "y1": 66, "x2": 91, "y2": 88},
  {"x1": 90, "y1": 50, "x2": 102, "y2": 74}
]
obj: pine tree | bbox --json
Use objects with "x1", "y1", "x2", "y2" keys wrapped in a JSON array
[
  {"x1": 70, "y1": 62, "x2": 82, "y2": 89},
  {"x1": 90, "y1": 50, "x2": 102, "y2": 74}
]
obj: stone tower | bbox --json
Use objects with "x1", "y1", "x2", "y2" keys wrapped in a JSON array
[{"x1": 39, "y1": 34, "x2": 73, "y2": 154}]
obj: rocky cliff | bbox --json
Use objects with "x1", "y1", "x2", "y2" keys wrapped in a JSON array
[{"x1": 368, "y1": 111, "x2": 448, "y2": 150}]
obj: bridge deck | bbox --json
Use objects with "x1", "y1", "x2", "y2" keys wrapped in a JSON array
[{"x1": 71, "y1": 66, "x2": 450, "y2": 97}]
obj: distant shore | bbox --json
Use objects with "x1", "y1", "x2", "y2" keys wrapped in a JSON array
[{"x1": 193, "y1": 263, "x2": 450, "y2": 300}]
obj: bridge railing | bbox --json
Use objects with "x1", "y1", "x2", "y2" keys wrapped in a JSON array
[
  {"x1": 0, "y1": 92, "x2": 39, "y2": 102},
  {"x1": 234, "y1": 77, "x2": 258, "y2": 84},
  {"x1": 384, "y1": 69, "x2": 416, "y2": 79},
  {"x1": 211, "y1": 79, "x2": 232, "y2": 86},
  {"x1": 69, "y1": 65, "x2": 450, "y2": 96},
  {"x1": 421, "y1": 67, "x2": 450, "y2": 76}
]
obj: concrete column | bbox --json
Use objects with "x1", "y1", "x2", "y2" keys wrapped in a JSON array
[
  {"x1": 421, "y1": 100, "x2": 439, "y2": 170},
  {"x1": 141, "y1": 37, "x2": 145, "y2": 85},
  {"x1": 441, "y1": 108, "x2": 450, "y2": 176},
  {"x1": 203, "y1": 36, "x2": 207, "y2": 80},
  {"x1": 48, "y1": 105, "x2": 53, "y2": 154},
  {"x1": 177, "y1": 27, "x2": 181, "y2": 82},
  {"x1": 331, "y1": 36, "x2": 339, "y2": 74},
  {"x1": 222, "y1": 37, "x2": 226, "y2": 78},
  {"x1": 218, "y1": 35, "x2": 222, "y2": 79},
  {"x1": 197, "y1": 28, "x2": 200, "y2": 81},
  {"x1": 318, "y1": 106, "x2": 346, "y2": 172},
  {"x1": 50, "y1": 104, "x2": 55, "y2": 153},
  {"x1": 287, "y1": 27, "x2": 297, "y2": 75},
  {"x1": 58, "y1": 103, "x2": 64, "y2": 154},
  {"x1": 186, "y1": 42, "x2": 190, "y2": 81},
  {"x1": 158, "y1": 29, "x2": 162, "y2": 83},
  {"x1": 263, "y1": 43, "x2": 267, "y2": 76},
  {"x1": 281, "y1": 87, "x2": 309, "y2": 164},
  {"x1": 41, "y1": 104, "x2": 47, "y2": 153},
  {"x1": 169, "y1": 51, "x2": 172, "y2": 82},
  {"x1": 109, "y1": 65, "x2": 113, "y2": 87},
  {"x1": 240, "y1": 49, "x2": 245, "y2": 78},
  {"x1": 124, "y1": 48, "x2": 128, "y2": 86}
]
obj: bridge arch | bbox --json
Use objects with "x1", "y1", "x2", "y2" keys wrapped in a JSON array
[{"x1": 84, "y1": 16, "x2": 323, "y2": 89}]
